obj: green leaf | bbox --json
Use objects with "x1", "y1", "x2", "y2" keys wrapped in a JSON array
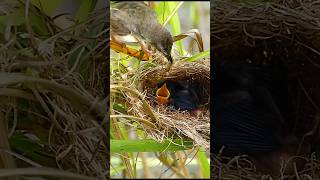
[
  {"x1": 9, "y1": 133, "x2": 56, "y2": 166},
  {"x1": 197, "y1": 148, "x2": 210, "y2": 178},
  {"x1": 0, "y1": 8, "x2": 25, "y2": 34},
  {"x1": 113, "y1": 103, "x2": 127, "y2": 114},
  {"x1": 167, "y1": 2, "x2": 184, "y2": 56},
  {"x1": 0, "y1": 4, "x2": 49, "y2": 35},
  {"x1": 155, "y1": 2, "x2": 185, "y2": 56},
  {"x1": 67, "y1": 45, "x2": 86, "y2": 66},
  {"x1": 75, "y1": 0, "x2": 98, "y2": 22},
  {"x1": 111, "y1": 139, "x2": 193, "y2": 152},
  {"x1": 185, "y1": 48, "x2": 210, "y2": 62}
]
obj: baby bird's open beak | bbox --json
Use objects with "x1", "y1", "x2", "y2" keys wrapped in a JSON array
[{"x1": 156, "y1": 83, "x2": 170, "y2": 105}]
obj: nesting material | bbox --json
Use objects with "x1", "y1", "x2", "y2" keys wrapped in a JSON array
[
  {"x1": 0, "y1": 6, "x2": 108, "y2": 178},
  {"x1": 213, "y1": 0, "x2": 320, "y2": 178},
  {"x1": 113, "y1": 59, "x2": 210, "y2": 150}
]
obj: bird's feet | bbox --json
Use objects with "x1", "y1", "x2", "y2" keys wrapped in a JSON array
[
  {"x1": 111, "y1": 35, "x2": 127, "y2": 50},
  {"x1": 110, "y1": 38, "x2": 150, "y2": 61},
  {"x1": 137, "y1": 39, "x2": 155, "y2": 58},
  {"x1": 141, "y1": 44, "x2": 154, "y2": 56}
]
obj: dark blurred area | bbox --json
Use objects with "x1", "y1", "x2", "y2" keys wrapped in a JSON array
[{"x1": 213, "y1": 58, "x2": 289, "y2": 156}]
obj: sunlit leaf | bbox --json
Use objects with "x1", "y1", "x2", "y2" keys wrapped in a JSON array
[
  {"x1": 197, "y1": 148, "x2": 210, "y2": 178},
  {"x1": 185, "y1": 49, "x2": 210, "y2": 62},
  {"x1": 111, "y1": 139, "x2": 193, "y2": 152}
]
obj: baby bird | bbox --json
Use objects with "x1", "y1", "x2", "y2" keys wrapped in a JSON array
[{"x1": 156, "y1": 83, "x2": 171, "y2": 105}]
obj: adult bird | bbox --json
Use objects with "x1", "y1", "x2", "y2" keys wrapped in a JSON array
[{"x1": 110, "y1": 1, "x2": 173, "y2": 63}]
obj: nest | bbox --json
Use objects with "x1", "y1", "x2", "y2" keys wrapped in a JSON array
[
  {"x1": 112, "y1": 59, "x2": 210, "y2": 150},
  {"x1": 213, "y1": 0, "x2": 320, "y2": 178}
]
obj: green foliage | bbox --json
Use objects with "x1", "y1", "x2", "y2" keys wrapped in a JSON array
[
  {"x1": 0, "y1": 4, "x2": 49, "y2": 36},
  {"x1": 75, "y1": 0, "x2": 98, "y2": 22},
  {"x1": 155, "y1": 2, "x2": 185, "y2": 56},
  {"x1": 31, "y1": 0, "x2": 64, "y2": 15},
  {"x1": 31, "y1": 0, "x2": 99, "y2": 22},
  {"x1": 185, "y1": 49, "x2": 210, "y2": 62},
  {"x1": 111, "y1": 139, "x2": 193, "y2": 152},
  {"x1": 197, "y1": 148, "x2": 210, "y2": 178},
  {"x1": 9, "y1": 133, "x2": 56, "y2": 166}
]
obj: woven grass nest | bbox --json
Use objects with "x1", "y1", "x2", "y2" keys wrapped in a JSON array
[
  {"x1": 213, "y1": 0, "x2": 320, "y2": 178},
  {"x1": 112, "y1": 59, "x2": 210, "y2": 150}
]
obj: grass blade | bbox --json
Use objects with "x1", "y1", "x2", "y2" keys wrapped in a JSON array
[
  {"x1": 185, "y1": 49, "x2": 210, "y2": 62},
  {"x1": 111, "y1": 139, "x2": 193, "y2": 152}
]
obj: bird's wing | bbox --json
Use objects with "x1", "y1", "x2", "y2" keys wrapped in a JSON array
[
  {"x1": 111, "y1": 2, "x2": 158, "y2": 39},
  {"x1": 111, "y1": 7, "x2": 136, "y2": 35},
  {"x1": 113, "y1": 2, "x2": 157, "y2": 21}
]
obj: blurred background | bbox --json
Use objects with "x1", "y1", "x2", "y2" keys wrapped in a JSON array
[{"x1": 178, "y1": 2, "x2": 210, "y2": 52}]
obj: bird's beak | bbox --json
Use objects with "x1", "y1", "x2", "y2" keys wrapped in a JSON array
[{"x1": 156, "y1": 83, "x2": 170, "y2": 105}]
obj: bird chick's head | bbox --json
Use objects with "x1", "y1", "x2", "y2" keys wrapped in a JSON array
[
  {"x1": 151, "y1": 27, "x2": 173, "y2": 64},
  {"x1": 156, "y1": 83, "x2": 171, "y2": 105}
]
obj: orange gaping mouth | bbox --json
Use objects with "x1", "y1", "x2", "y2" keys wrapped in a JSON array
[{"x1": 156, "y1": 83, "x2": 170, "y2": 105}]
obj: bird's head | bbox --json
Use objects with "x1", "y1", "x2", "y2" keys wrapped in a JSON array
[{"x1": 152, "y1": 28, "x2": 173, "y2": 64}]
